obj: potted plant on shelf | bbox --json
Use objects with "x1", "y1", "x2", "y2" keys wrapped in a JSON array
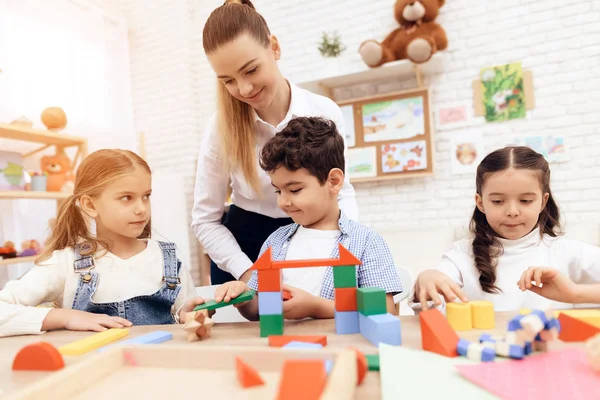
[{"x1": 318, "y1": 31, "x2": 346, "y2": 77}]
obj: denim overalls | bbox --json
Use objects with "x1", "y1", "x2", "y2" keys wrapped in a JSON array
[{"x1": 71, "y1": 241, "x2": 182, "y2": 325}]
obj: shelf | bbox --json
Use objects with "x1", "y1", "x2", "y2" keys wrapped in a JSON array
[
  {"x1": 0, "y1": 122, "x2": 87, "y2": 147},
  {"x1": 0, "y1": 191, "x2": 71, "y2": 200},
  {"x1": 297, "y1": 53, "x2": 446, "y2": 97},
  {"x1": 0, "y1": 255, "x2": 37, "y2": 266}
]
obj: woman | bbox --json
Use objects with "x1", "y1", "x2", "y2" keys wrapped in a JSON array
[{"x1": 192, "y1": 0, "x2": 358, "y2": 284}]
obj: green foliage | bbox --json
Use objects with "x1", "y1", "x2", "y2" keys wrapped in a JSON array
[{"x1": 318, "y1": 31, "x2": 346, "y2": 58}]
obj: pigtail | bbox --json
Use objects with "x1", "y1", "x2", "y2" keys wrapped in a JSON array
[
  {"x1": 469, "y1": 207, "x2": 502, "y2": 294},
  {"x1": 539, "y1": 189, "x2": 561, "y2": 237}
]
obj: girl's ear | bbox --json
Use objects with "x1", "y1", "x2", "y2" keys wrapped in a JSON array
[
  {"x1": 79, "y1": 195, "x2": 98, "y2": 219},
  {"x1": 269, "y1": 35, "x2": 281, "y2": 60},
  {"x1": 541, "y1": 192, "x2": 550, "y2": 212},
  {"x1": 475, "y1": 193, "x2": 485, "y2": 213},
  {"x1": 327, "y1": 168, "x2": 344, "y2": 194}
]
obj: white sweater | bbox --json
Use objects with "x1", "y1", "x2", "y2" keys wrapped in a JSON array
[
  {"x1": 416, "y1": 229, "x2": 600, "y2": 312},
  {"x1": 0, "y1": 240, "x2": 196, "y2": 337}
]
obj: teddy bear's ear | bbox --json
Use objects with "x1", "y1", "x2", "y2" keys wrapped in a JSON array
[{"x1": 438, "y1": 0, "x2": 446, "y2": 7}]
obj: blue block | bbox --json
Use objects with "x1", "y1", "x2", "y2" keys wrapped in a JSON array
[
  {"x1": 481, "y1": 347, "x2": 495, "y2": 362},
  {"x1": 509, "y1": 344, "x2": 524, "y2": 359},
  {"x1": 283, "y1": 341, "x2": 323, "y2": 349},
  {"x1": 457, "y1": 339, "x2": 471, "y2": 356},
  {"x1": 545, "y1": 318, "x2": 561, "y2": 332},
  {"x1": 335, "y1": 310, "x2": 360, "y2": 334},
  {"x1": 358, "y1": 313, "x2": 401, "y2": 346},
  {"x1": 324, "y1": 360, "x2": 334, "y2": 374},
  {"x1": 508, "y1": 315, "x2": 524, "y2": 331},
  {"x1": 523, "y1": 342, "x2": 533, "y2": 355},
  {"x1": 98, "y1": 331, "x2": 173, "y2": 352},
  {"x1": 530, "y1": 309, "x2": 549, "y2": 325},
  {"x1": 479, "y1": 334, "x2": 495, "y2": 343},
  {"x1": 258, "y1": 291, "x2": 283, "y2": 315}
]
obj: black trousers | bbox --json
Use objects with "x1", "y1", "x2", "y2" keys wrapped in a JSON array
[{"x1": 210, "y1": 204, "x2": 293, "y2": 284}]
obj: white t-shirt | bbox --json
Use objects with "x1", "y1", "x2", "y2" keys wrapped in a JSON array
[
  {"x1": 282, "y1": 226, "x2": 340, "y2": 296},
  {"x1": 428, "y1": 229, "x2": 600, "y2": 311},
  {"x1": 0, "y1": 239, "x2": 196, "y2": 337},
  {"x1": 191, "y1": 81, "x2": 358, "y2": 279}
]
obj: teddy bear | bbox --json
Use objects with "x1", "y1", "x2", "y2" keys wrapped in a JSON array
[
  {"x1": 40, "y1": 150, "x2": 74, "y2": 192},
  {"x1": 359, "y1": 0, "x2": 448, "y2": 67}
]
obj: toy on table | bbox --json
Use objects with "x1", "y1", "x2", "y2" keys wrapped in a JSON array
[
  {"x1": 59, "y1": 328, "x2": 129, "y2": 356},
  {"x1": 184, "y1": 309, "x2": 214, "y2": 342},
  {"x1": 98, "y1": 330, "x2": 173, "y2": 353},
  {"x1": 0, "y1": 241, "x2": 17, "y2": 259},
  {"x1": 251, "y1": 243, "x2": 402, "y2": 347},
  {"x1": 557, "y1": 312, "x2": 600, "y2": 342},
  {"x1": 12, "y1": 342, "x2": 64, "y2": 371},
  {"x1": 193, "y1": 289, "x2": 256, "y2": 312},
  {"x1": 446, "y1": 300, "x2": 495, "y2": 331},
  {"x1": 236, "y1": 357, "x2": 265, "y2": 388},
  {"x1": 268, "y1": 335, "x2": 327, "y2": 347},
  {"x1": 18, "y1": 239, "x2": 41, "y2": 257},
  {"x1": 277, "y1": 359, "x2": 328, "y2": 400}
]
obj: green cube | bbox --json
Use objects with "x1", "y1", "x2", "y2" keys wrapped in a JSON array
[
  {"x1": 366, "y1": 354, "x2": 380, "y2": 371},
  {"x1": 193, "y1": 290, "x2": 256, "y2": 311},
  {"x1": 357, "y1": 287, "x2": 386, "y2": 316},
  {"x1": 260, "y1": 314, "x2": 284, "y2": 337},
  {"x1": 333, "y1": 266, "x2": 357, "y2": 288}
]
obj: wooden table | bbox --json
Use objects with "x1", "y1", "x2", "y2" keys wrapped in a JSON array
[{"x1": 0, "y1": 312, "x2": 580, "y2": 399}]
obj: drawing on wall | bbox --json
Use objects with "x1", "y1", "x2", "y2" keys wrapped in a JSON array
[
  {"x1": 347, "y1": 147, "x2": 377, "y2": 179},
  {"x1": 480, "y1": 62, "x2": 526, "y2": 123},
  {"x1": 362, "y1": 95, "x2": 425, "y2": 143},
  {"x1": 0, "y1": 151, "x2": 25, "y2": 190},
  {"x1": 436, "y1": 104, "x2": 469, "y2": 130},
  {"x1": 510, "y1": 135, "x2": 568, "y2": 163},
  {"x1": 450, "y1": 132, "x2": 485, "y2": 175},
  {"x1": 340, "y1": 104, "x2": 355, "y2": 148},
  {"x1": 381, "y1": 140, "x2": 427, "y2": 174}
]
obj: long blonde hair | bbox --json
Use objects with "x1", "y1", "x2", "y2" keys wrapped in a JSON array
[
  {"x1": 203, "y1": 0, "x2": 271, "y2": 194},
  {"x1": 37, "y1": 149, "x2": 151, "y2": 263}
]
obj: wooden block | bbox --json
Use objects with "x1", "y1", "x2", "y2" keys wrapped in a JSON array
[
  {"x1": 59, "y1": 328, "x2": 129, "y2": 356},
  {"x1": 258, "y1": 291, "x2": 283, "y2": 315},
  {"x1": 258, "y1": 269, "x2": 282, "y2": 292},
  {"x1": 335, "y1": 287, "x2": 357, "y2": 312},
  {"x1": 333, "y1": 266, "x2": 357, "y2": 288},
  {"x1": 277, "y1": 359, "x2": 327, "y2": 400},
  {"x1": 365, "y1": 354, "x2": 379, "y2": 371},
  {"x1": 235, "y1": 357, "x2": 265, "y2": 388},
  {"x1": 349, "y1": 347, "x2": 368, "y2": 386},
  {"x1": 12, "y1": 342, "x2": 65, "y2": 371},
  {"x1": 260, "y1": 314, "x2": 284, "y2": 337},
  {"x1": 268, "y1": 335, "x2": 328, "y2": 347},
  {"x1": 193, "y1": 289, "x2": 256, "y2": 311},
  {"x1": 470, "y1": 301, "x2": 495, "y2": 329},
  {"x1": 554, "y1": 309, "x2": 600, "y2": 328},
  {"x1": 356, "y1": 287, "x2": 386, "y2": 316},
  {"x1": 419, "y1": 308, "x2": 460, "y2": 357},
  {"x1": 446, "y1": 302, "x2": 472, "y2": 331},
  {"x1": 558, "y1": 312, "x2": 600, "y2": 342},
  {"x1": 98, "y1": 331, "x2": 173, "y2": 352}
]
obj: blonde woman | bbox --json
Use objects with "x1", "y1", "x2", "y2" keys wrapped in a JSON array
[{"x1": 192, "y1": 0, "x2": 358, "y2": 284}]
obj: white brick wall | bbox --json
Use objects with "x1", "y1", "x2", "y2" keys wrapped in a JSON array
[{"x1": 107, "y1": 0, "x2": 600, "y2": 280}]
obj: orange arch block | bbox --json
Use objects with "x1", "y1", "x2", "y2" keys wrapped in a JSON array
[
  {"x1": 236, "y1": 357, "x2": 265, "y2": 388},
  {"x1": 12, "y1": 342, "x2": 65, "y2": 371},
  {"x1": 349, "y1": 347, "x2": 368, "y2": 386}
]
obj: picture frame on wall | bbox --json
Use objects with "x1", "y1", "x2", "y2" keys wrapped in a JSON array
[{"x1": 338, "y1": 87, "x2": 434, "y2": 182}]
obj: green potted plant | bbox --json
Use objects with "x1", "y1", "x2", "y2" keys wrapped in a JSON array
[{"x1": 318, "y1": 31, "x2": 346, "y2": 77}]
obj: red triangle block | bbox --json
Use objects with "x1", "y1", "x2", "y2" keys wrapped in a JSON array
[
  {"x1": 236, "y1": 357, "x2": 265, "y2": 388},
  {"x1": 349, "y1": 347, "x2": 368, "y2": 386},
  {"x1": 277, "y1": 360, "x2": 326, "y2": 400},
  {"x1": 419, "y1": 308, "x2": 460, "y2": 357},
  {"x1": 12, "y1": 342, "x2": 65, "y2": 371},
  {"x1": 558, "y1": 312, "x2": 600, "y2": 342}
]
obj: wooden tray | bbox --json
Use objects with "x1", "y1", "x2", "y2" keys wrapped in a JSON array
[{"x1": 7, "y1": 345, "x2": 357, "y2": 399}]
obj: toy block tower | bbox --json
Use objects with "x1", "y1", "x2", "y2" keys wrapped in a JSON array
[
  {"x1": 334, "y1": 266, "x2": 360, "y2": 334},
  {"x1": 254, "y1": 249, "x2": 285, "y2": 337}
]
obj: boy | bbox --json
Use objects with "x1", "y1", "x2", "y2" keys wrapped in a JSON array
[{"x1": 214, "y1": 116, "x2": 402, "y2": 320}]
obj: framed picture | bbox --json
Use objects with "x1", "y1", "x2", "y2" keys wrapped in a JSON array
[{"x1": 338, "y1": 87, "x2": 433, "y2": 182}]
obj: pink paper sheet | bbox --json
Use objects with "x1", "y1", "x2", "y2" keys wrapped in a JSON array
[{"x1": 456, "y1": 349, "x2": 600, "y2": 399}]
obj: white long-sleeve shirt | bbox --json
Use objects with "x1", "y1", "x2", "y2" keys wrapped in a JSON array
[
  {"x1": 0, "y1": 240, "x2": 196, "y2": 337},
  {"x1": 191, "y1": 81, "x2": 359, "y2": 279},
  {"x1": 411, "y1": 229, "x2": 600, "y2": 312}
]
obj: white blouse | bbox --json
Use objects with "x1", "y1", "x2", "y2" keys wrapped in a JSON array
[{"x1": 191, "y1": 81, "x2": 358, "y2": 279}]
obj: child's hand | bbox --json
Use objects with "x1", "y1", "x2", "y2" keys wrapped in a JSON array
[
  {"x1": 214, "y1": 281, "x2": 251, "y2": 306},
  {"x1": 281, "y1": 284, "x2": 319, "y2": 320},
  {"x1": 414, "y1": 270, "x2": 468, "y2": 311},
  {"x1": 46, "y1": 309, "x2": 132, "y2": 332},
  {"x1": 178, "y1": 297, "x2": 215, "y2": 323},
  {"x1": 517, "y1": 267, "x2": 579, "y2": 303}
]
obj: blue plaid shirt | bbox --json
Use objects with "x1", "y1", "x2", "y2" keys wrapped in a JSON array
[{"x1": 247, "y1": 212, "x2": 403, "y2": 299}]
